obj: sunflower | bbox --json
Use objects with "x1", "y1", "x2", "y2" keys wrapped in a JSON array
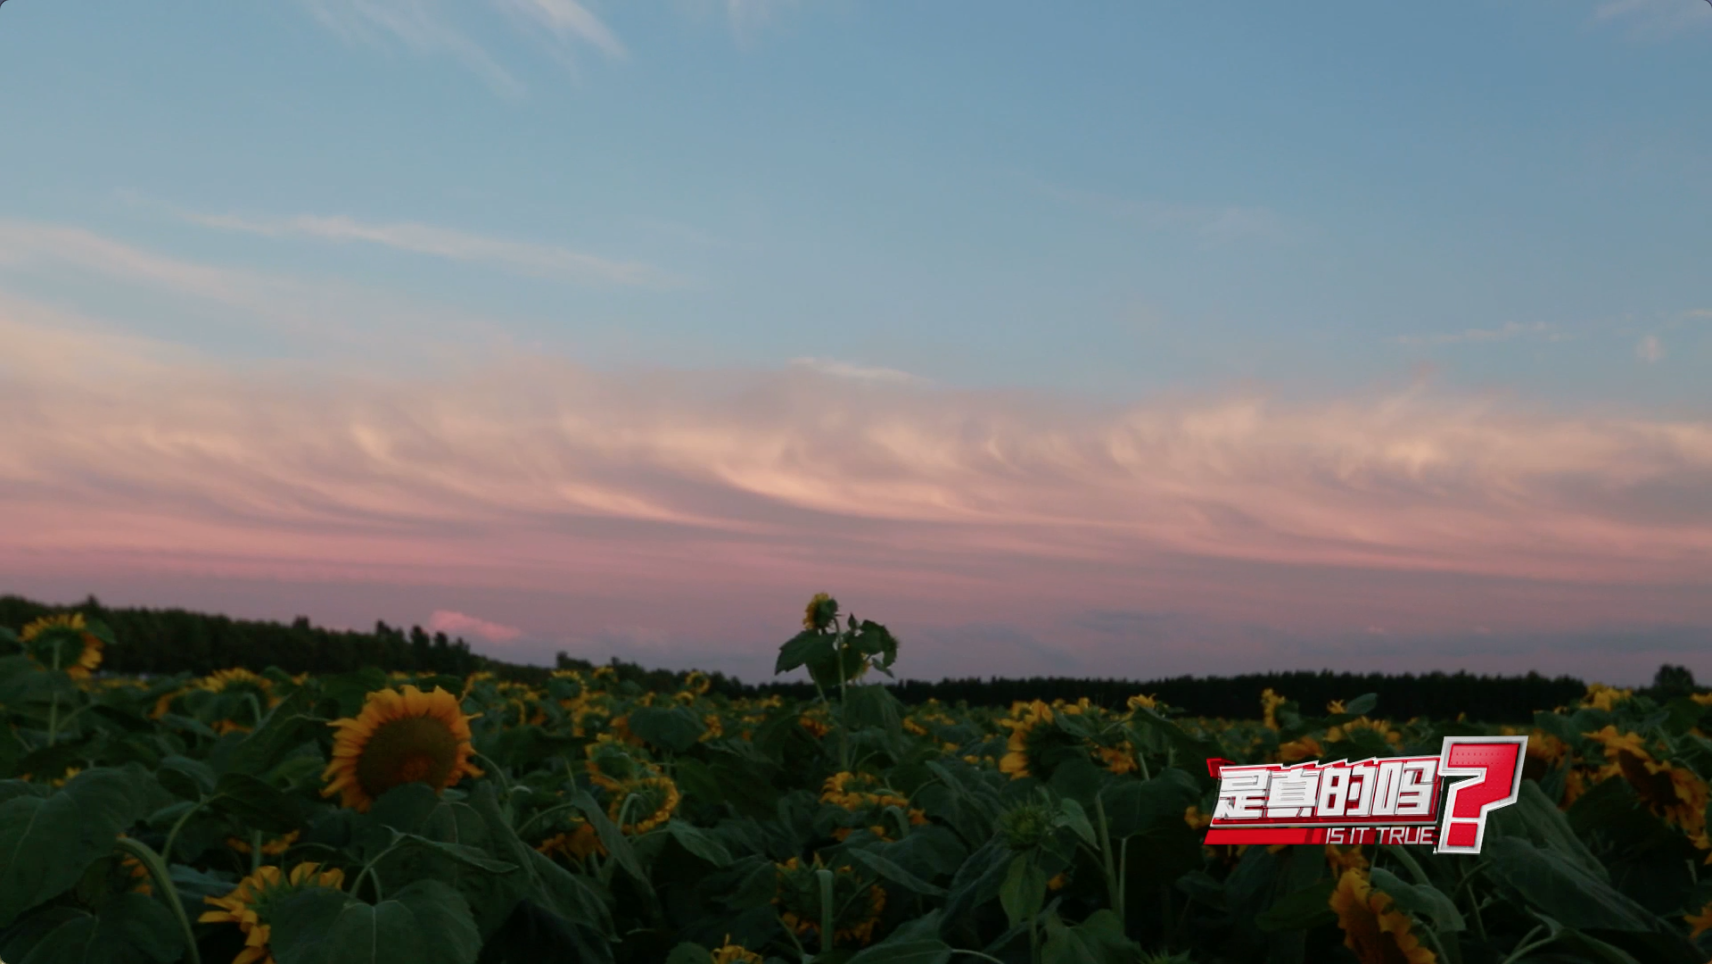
[
  {"x1": 1686, "y1": 899, "x2": 1712, "y2": 938},
  {"x1": 607, "y1": 775, "x2": 681, "y2": 834},
  {"x1": 585, "y1": 733, "x2": 662, "y2": 790},
  {"x1": 228, "y1": 830, "x2": 300, "y2": 857},
  {"x1": 1582, "y1": 683, "x2": 1633, "y2": 712},
  {"x1": 1330, "y1": 869, "x2": 1436, "y2": 964},
  {"x1": 537, "y1": 819, "x2": 603, "y2": 863},
  {"x1": 1279, "y1": 736, "x2": 1323, "y2": 763},
  {"x1": 1261, "y1": 689, "x2": 1287, "y2": 731},
  {"x1": 1584, "y1": 725, "x2": 1709, "y2": 837},
  {"x1": 18, "y1": 613, "x2": 104, "y2": 680},
  {"x1": 1326, "y1": 844, "x2": 1368, "y2": 875},
  {"x1": 711, "y1": 936, "x2": 764, "y2": 964},
  {"x1": 800, "y1": 712, "x2": 831, "y2": 739},
  {"x1": 1127, "y1": 694, "x2": 1161, "y2": 712},
  {"x1": 1094, "y1": 741, "x2": 1138, "y2": 775},
  {"x1": 684, "y1": 670, "x2": 712, "y2": 696},
  {"x1": 199, "y1": 863, "x2": 347, "y2": 964},
  {"x1": 1184, "y1": 806, "x2": 1212, "y2": 832},
  {"x1": 1327, "y1": 699, "x2": 1347, "y2": 715},
  {"x1": 803, "y1": 592, "x2": 836, "y2": 631},
  {"x1": 773, "y1": 858, "x2": 886, "y2": 947},
  {"x1": 998, "y1": 700, "x2": 1081, "y2": 780},
  {"x1": 321, "y1": 686, "x2": 483, "y2": 813},
  {"x1": 198, "y1": 668, "x2": 281, "y2": 735}
]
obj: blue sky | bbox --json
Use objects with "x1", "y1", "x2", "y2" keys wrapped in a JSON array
[{"x1": 1, "y1": 0, "x2": 1709, "y2": 683}]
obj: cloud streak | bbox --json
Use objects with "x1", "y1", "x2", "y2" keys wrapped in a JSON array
[
  {"x1": 300, "y1": 0, "x2": 625, "y2": 94},
  {"x1": 182, "y1": 210, "x2": 673, "y2": 286}
]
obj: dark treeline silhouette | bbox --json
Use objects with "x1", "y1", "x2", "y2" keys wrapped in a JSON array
[{"x1": 4, "y1": 595, "x2": 1685, "y2": 722}]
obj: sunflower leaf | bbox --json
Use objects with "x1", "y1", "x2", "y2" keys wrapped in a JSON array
[
  {"x1": 209, "y1": 771, "x2": 302, "y2": 834},
  {"x1": 569, "y1": 789, "x2": 648, "y2": 884},
  {"x1": 0, "y1": 767, "x2": 144, "y2": 928},
  {"x1": 271, "y1": 879, "x2": 482, "y2": 964},
  {"x1": 0, "y1": 892, "x2": 183, "y2": 964}
]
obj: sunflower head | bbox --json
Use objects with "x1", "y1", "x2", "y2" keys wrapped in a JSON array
[
  {"x1": 199, "y1": 863, "x2": 346, "y2": 964},
  {"x1": 803, "y1": 592, "x2": 837, "y2": 632},
  {"x1": 1126, "y1": 694, "x2": 1161, "y2": 713},
  {"x1": 683, "y1": 670, "x2": 712, "y2": 695},
  {"x1": 1260, "y1": 689, "x2": 1287, "y2": 731},
  {"x1": 607, "y1": 775, "x2": 682, "y2": 834},
  {"x1": 1329, "y1": 869, "x2": 1436, "y2": 964},
  {"x1": 1279, "y1": 736, "x2": 1323, "y2": 764},
  {"x1": 995, "y1": 802, "x2": 1055, "y2": 851},
  {"x1": 772, "y1": 857, "x2": 887, "y2": 948},
  {"x1": 18, "y1": 613, "x2": 106, "y2": 680},
  {"x1": 321, "y1": 685, "x2": 483, "y2": 813},
  {"x1": 997, "y1": 701, "x2": 1081, "y2": 781},
  {"x1": 585, "y1": 734, "x2": 660, "y2": 789},
  {"x1": 536, "y1": 818, "x2": 604, "y2": 863}
]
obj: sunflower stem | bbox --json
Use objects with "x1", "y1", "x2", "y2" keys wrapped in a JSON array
[
  {"x1": 163, "y1": 799, "x2": 209, "y2": 864},
  {"x1": 352, "y1": 837, "x2": 405, "y2": 904},
  {"x1": 114, "y1": 836, "x2": 202, "y2": 964},
  {"x1": 816, "y1": 867, "x2": 836, "y2": 956},
  {"x1": 47, "y1": 637, "x2": 63, "y2": 747}
]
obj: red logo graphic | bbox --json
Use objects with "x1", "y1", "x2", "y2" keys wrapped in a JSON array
[{"x1": 1201, "y1": 736, "x2": 1527, "y2": 853}]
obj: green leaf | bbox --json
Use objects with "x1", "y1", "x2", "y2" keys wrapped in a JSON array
[
  {"x1": 569, "y1": 790, "x2": 647, "y2": 885},
  {"x1": 1368, "y1": 868, "x2": 1464, "y2": 932},
  {"x1": 998, "y1": 854, "x2": 1046, "y2": 930},
  {"x1": 1040, "y1": 909, "x2": 1138, "y2": 964},
  {"x1": 0, "y1": 768, "x2": 143, "y2": 927},
  {"x1": 390, "y1": 832, "x2": 518, "y2": 874},
  {"x1": 1254, "y1": 879, "x2": 1337, "y2": 932},
  {"x1": 210, "y1": 772, "x2": 302, "y2": 834},
  {"x1": 1053, "y1": 799, "x2": 1098, "y2": 847},
  {"x1": 664, "y1": 944, "x2": 714, "y2": 964},
  {"x1": 625, "y1": 707, "x2": 705, "y2": 753},
  {"x1": 226, "y1": 690, "x2": 322, "y2": 777},
  {"x1": 848, "y1": 847, "x2": 948, "y2": 898},
  {"x1": 1343, "y1": 693, "x2": 1379, "y2": 716},
  {"x1": 271, "y1": 879, "x2": 482, "y2": 964},
  {"x1": 155, "y1": 756, "x2": 216, "y2": 802},
  {"x1": 663, "y1": 820, "x2": 732, "y2": 867},
  {"x1": 1488, "y1": 781, "x2": 1608, "y2": 882},
  {"x1": 1098, "y1": 768, "x2": 1200, "y2": 840},
  {"x1": 846, "y1": 939, "x2": 953, "y2": 964},
  {"x1": 842, "y1": 684, "x2": 903, "y2": 733},
  {"x1": 5, "y1": 892, "x2": 182, "y2": 964},
  {"x1": 775, "y1": 631, "x2": 833, "y2": 675},
  {"x1": 1481, "y1": 836, "x2": 1663, "y2": 932}
]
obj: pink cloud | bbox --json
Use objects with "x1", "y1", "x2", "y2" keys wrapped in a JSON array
[
  {"x1": 427, "y1": 609, "x2": 524, "y2": 643},
  {"x1": 2, "y1": 292, "x2": 1710, "y2": 680}
]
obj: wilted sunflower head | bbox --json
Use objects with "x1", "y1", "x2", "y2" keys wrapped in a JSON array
[
  {"x1": 585, "y1": 733, "x2": 659, "y2": 789},
  {"x1": 773, "y1": 857, "x2": 887, "y2": 948},
  {"x1": 1329, "y1": 869, "x2": 1435, "y2": 964},
  {"x1": 198, "y1": 863, "x2": 346, "y2": 964},
  {"x1": 18, "y1": 613, "x2": 105, "y2": 680},
  {"x1": 803, "y1": 592, "x2": 837, "y2": 632},
  {"x1": 320, "y1": 685, "x2": 483, "y2": 813},
  {"x1": 684, "y1": 670, "x2": 712, "y2": 695},
  {"x1": 607, "y1": 775, "x2": 682, "y2": 834}
]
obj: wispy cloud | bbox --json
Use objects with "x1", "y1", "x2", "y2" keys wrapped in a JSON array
[
  {"x1": 300, "y1": 0, "x2": 625, "y2": 94},
  {"x1": 427, "y1": 609, "x2": 524, "y2": 642},
  {"x1": 1038, "y1": 180, "x2": 1296, "y2": 245},
  {"x1": 181, "y1": 210, "x2": 673, "y2": 286},
  {"x1": 1592, "y1": 0, "x2": 1712, "y2": 38},
  {"x1": 1395, "y1": 321, "x2": 1569, "y2": 347},
  {"x1": 788, "y1": 357, "x2": 923, "y2": 384}
]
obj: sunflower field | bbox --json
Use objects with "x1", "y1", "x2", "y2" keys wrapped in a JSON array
[{"x1": 3, "y1": 601, "x2": 1712, "y2": 964}]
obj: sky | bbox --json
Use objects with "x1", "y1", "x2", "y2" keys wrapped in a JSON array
[{"x1": 1, "y1": 0, "x2": 1709, "y2": 686}]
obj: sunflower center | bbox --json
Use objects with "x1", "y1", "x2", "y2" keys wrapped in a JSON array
[{"x1": 354, "y1": 715, "x2": 461, "y2": 798}]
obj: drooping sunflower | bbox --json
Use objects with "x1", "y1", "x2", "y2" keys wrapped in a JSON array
[
  {"x1": 998, "y1": 700, "x2": 1082, "y2": 781},
  {"x1": 197, "y1": 668, "x2": 282, "y2": 735},
  {"x1": 1329, "y1": 869, "x2": 1436, "y2": 964},
  {"x1": 536, "y1": 818, "x2": 603, "y2": 863},
  {"x1": 773, "y1": 857, "x2": 887, "y2": 947},
  {"x1": 1093, "y1": 741, "x2": 1138, "y2": 775},
  {"x1": 199, "y1": 862, "x2": 347, "y2": 964},
  {"x1": 683, "y1": 670, "x2": 712, "y2": 695},
  {"x1": 607, "y1": 775, "x2": 682, "y2": 834},
  {"x1": 1278, "y1": 736, "x2": 1323, "y2": 764},
  {"x1": 18, "y1": 613, "x2": 105, "y2": 679},
  {"x1": 1584, "y1": 725, "x2": 1709, "y2": 838},
  {"x1": 321, "y1": 685, "x2": 483, "y2": 813},
  {"x1": 585, "y1": 733, "x2": 661, "y2": 790}
]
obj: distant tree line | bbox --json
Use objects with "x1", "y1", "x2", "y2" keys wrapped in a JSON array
[{"x1": 2, "y1": 595, "x2": 1691, "y2": 723}]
